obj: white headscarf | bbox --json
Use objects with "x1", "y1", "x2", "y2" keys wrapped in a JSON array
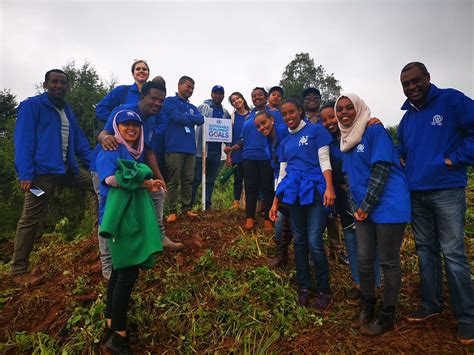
[
  {"x1": 335, "y1": 93, "x2": 371, "y2": 152},
  {"x1": 112, "y1": 110, "x2": 144, "y2": 160}
]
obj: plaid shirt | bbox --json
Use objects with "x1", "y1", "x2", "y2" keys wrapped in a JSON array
[{"x1": 345, "y1": 161, "x2": 391, "y2": 214}]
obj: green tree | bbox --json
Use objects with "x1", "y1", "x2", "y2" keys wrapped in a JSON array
[
  {"x1": 62, "y1": 60, "x2": 110, "y2": 142},
  {"x1": 0, "y1": 90, "x2": 23, "y2": 232},
  {"x1": 279, "y1": 53, "x2": 342, "y2": 103}
]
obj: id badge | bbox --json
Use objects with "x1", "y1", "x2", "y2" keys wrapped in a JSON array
[{"x1": 184, "y1": 126, "x2": 191, "y2": 133}]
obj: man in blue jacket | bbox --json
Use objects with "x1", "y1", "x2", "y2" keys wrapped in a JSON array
[
  {"x1": 163, "y1": 76, "x2": 204, "y2": 223},
  {"x1": 12, "y1": 69, "x2": 94, "y2": 284},
  {"x1": 192, "y1": 85, "x2": 230, "y2": 210},
  {"x1": 398, "y1": 62, "x2": 474, "y2": 344}
]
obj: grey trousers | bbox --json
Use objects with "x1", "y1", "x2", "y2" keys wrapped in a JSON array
[{"x1": 165, "y1": 152, "x2": 195, "y2": 213}]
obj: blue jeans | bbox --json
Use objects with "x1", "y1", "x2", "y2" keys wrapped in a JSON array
[
  {"x1": 289, "y1": 197, "x2": 329, "y2": 292},
  {"x1": 411, "y1": 188, "x2": 474, "y2": 323},
  {"x1": 192, "y1": 152, "x2": 222, "y2": 209}
]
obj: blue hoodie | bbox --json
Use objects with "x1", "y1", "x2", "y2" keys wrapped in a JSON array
[
  {"x1": 398, "y1": 84, "x2": 474, "y2": 190},
  {"x1": 14, "y1": 92, "x2": 92, "y2": 181},
  {"x1": 163, "y1": 94, "x2": 204, "y2": 154},
  {"x1": 95, "y1": 83, "x2": 141, "y2": 123}
]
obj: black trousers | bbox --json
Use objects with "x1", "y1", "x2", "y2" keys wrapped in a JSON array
[
  {"x1": 242, "y1": 159, "x2": 274, "y2": 220},
  {"x1": 233, "y1": 162, "x2": 244, "y2": 201},
  {"x1": 105, "y1": 265, "x2": 139, "y2": 331}
]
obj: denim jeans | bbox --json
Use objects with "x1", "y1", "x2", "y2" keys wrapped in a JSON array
[
  {"x1": 411, "y1": 188, "x2": 474, "y2": 323},
  {"x1": 191, "y1": 152, "x2": 222, "y2": 209},
  {"x1": 149, "y1": 189, "x2": 167, "y2": 242},
  {"x1": 344, "y1": 226, "x2": 381, "y2": 287},
  {"x1": 356, "y1": 220, "x2": 406, "y2": 306},
  {"x1": 91, "y1": 171, "x2": 113, "y2": 278},
  {"x1": 289, "y1": 195, "x2": 329, "y2": 292}
]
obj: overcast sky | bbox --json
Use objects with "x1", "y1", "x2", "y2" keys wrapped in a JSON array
[{"x1": 1, "y1": 0, "x2": 472, "y2": 126}]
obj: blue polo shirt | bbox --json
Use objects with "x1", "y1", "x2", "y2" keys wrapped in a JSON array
[{"x1": 342, "y1": 125, "x2": 411, "y2": 223}]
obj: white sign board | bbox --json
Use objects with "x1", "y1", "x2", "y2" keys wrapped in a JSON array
[{"x1": 204, "y1": 117, "x2": 232, "y2": 143}]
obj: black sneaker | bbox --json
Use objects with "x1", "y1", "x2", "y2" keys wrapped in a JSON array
[
  {"x1": 404, "y1": 307, "x2": 443, "y2": 323},
  {"x1": 105, "y1": 332, "x2": 132, "y2": 355},
  {"x1": 298, "y1": 288, "x2": 311, "y2": 307},
  {"x1": 337, "y1": 250, "x2": 349, "y2": 265},
  {"x1": 347, "y1": 287, "x2": 362, "y2": 301},
  {"x1": 457, "y1": 322, "x2": 474, "y2": 345}
]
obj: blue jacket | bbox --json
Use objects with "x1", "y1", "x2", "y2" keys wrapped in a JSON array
[
  {"x1": 14, "y1": 92, "x2": 92, "y2": 181},
  {"x1": 95, "y1": 83, "x2": 141, "y2": 122},
  {"x1": 398, "y1": 84, "x2": 474, "y2": 190},
  {"x1": 163, "y1": 94, "x2": 204, "y2": 154}
]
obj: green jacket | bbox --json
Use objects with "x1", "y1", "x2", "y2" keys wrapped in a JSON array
[{"x1": 99, "y1": 159, "x2": 162, "y2": 269}]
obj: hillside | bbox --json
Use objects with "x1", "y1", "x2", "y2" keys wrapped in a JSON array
[{"x1": 1, "y1": 198, "x2": 474, "y2": 353}]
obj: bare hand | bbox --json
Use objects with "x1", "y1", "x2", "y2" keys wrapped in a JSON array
[
  {"x1": 101, "y1": 135, "x2": 119, "y2": 151},
  {"x1": 223, "y1": 146, "x2": 233, "y2": 154},
  {"x1": 445, "y1": 158, "x2": 453, "y2": 168},
  {"x1": 269, "y1": 203, "x2": 279, "y2": 222},
  {"x1": 354, "y1": 208, "x2": 368, "y2": 221},
  {"x1": 20, "y1": 180, "x2": 32, "y2": 192},
  {"x1": 400, "y1": 157, "x2": 406, "y2": 167},
  {"x1": 323, "y1": 186, "x2": 336, "y2": 207}
]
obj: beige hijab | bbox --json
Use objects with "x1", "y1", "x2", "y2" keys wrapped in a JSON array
[{"x1": 336, "y1": 93, "x2": 371, "y2": 152}]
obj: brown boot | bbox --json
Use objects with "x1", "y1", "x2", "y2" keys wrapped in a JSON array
[{"x1": 245, "y1": 218, "x2": 254, "y2": 230}]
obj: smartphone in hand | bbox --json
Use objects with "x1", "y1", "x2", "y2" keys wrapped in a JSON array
[{"x1": 30, "y1": 186, "x2": 45, "y2": 197}]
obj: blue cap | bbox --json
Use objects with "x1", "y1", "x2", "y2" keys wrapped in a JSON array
[
  {"x1": 303, "y1": 87, "x2": 321, "y2": 98},
  {"x1": 114, "y1": 110, "x2": 143, "y2": 125},
  {"x1": 269, "y1": 86, "x2": 284, "y2": 96},
  {"x1": 212, "y1": 85, "x2": 225, "y2": 94}
]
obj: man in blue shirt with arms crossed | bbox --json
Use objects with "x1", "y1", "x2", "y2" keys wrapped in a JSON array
[{"x1": 398, "y1": 62, "x2": 474, "y2": 344}]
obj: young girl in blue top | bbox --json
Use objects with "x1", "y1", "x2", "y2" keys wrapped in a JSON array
[
  {"x1": 335, "y1": 93, "x2": 411, "y2": 336},
  {"x1": 254, "y1": 111, "x2": 292, "y2": 267},
  {"x1": 226, "y1": 92, "x2": 250, "y2": 209},
  {"x1": 269, "y1": 98, "x2": 336, "y2": 310},
  {"x1": 97, "y1": 109, "x2": 163, "y2": 354},
  {"x1": 225, "y1": 87, "x2": 277, "y2": 231},
  {"x1": 320, "y1": 102, "x2": 382, "y2": 301}
]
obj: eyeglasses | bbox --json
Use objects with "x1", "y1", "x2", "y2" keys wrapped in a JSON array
[{"x1": 304, "y1": 95, "x2": 321, "y2": 101}]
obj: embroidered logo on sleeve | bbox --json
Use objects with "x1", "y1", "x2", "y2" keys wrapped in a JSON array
[
  {"x1": 356, "y1": 144, "x2": 365, "y2": 153},
  {"x1": 431, "y1": 115, "x2": 444, "y2": 126},
  {"x1": 299, "y1": 135, "x2": 309, "y2": 146}
]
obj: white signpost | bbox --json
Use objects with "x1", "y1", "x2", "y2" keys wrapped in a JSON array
[{"x1": 201, "y1": 117, "x2": 232, "y2": 211}]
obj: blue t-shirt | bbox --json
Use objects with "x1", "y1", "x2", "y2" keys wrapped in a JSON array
[
  {"x1": 96, "y1": 144, "x2": 145, "y2": 223},
  {"x1": 265, "y1": 124, "x2": 289, "y2": 178},
  {"x1": 342, "y1": 125, "x2": 411, "y2": 223},
  {"x1": 231, "y1": 112, "x2": 247, "y2": 164},
  {"x1": 276, "y1": 123, "x2": 332, "y2": 205}
]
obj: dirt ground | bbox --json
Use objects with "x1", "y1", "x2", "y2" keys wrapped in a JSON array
[{"x1": 1, "y1": 209, "x2": 473, "y2": 353}]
